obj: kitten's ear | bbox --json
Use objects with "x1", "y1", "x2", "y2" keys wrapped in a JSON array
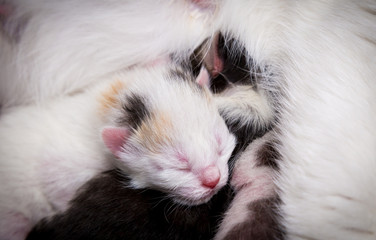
[
  {"x1": 203, "y1": 32, "x2": 223, "y2": 78},
  {"x1": 101, "y1": 127, "x2": 130, "y2": 157},
  {"x1": 196, "y1": 66, "x2": 211, "y2": 88}
]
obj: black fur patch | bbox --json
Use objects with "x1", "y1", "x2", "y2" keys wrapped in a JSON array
[
  {"x1": 223, "y1": 196, "x2": 286, "y2": 240},
  {"x1": 255, "y1": 140, "x2": 281, "y2": 170},
  {"x1": 120, "y1": 94, "x2": 150, "y2": 130},
  {"x1": 224, "y1": 117, "x2": 271, "y2": 176},
  {"x1": 27, "y1": 170, "x2": 234, "y2": 240},
  {"x1": 211, "y1": 34, "x2": 257, "y2": 92}
]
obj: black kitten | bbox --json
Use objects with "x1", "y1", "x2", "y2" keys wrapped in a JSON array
[{"x1": 27, "y1": 169, "x2": 233, "y2": 240}]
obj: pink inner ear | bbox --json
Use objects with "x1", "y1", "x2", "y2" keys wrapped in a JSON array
[
  {"x1": 196, "y1": 67, "x2": 211, "y2": 87},
  {"x1": 101, "y1": 127, "x2": 130, "y2": 157}
]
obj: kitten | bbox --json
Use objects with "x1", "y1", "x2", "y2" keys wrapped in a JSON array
[
  {"x1": 25, "y1": 33, "x2": 280, "y2": 240},
  {"x1": 26, "y1": 169, "x2": 233, "y2": 240},
  {"x1": 0, "y1": 63, "x2": 235, "y2": 240},
  {"x1": 214, "y1": 1, "x2": 376, "y2": 239}
]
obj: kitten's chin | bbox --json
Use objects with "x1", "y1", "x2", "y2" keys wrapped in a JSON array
[{"x1": 171, "y1": 189, "x2": 217, "y2": 206}]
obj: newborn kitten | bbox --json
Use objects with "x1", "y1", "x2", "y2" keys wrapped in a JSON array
[
  {"x1": 26, "y1": 33, "x2": 280, "y2": 240},
  {"x1": 0, "y1": 63, "x2": 235, "y2": 240},
  {"x1": 26, "y1": 169, "x2": 234, "y2": 240}
]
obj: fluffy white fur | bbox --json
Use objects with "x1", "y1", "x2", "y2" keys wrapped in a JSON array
[
  {"x1": 0, "y1": 0, "x2": 217, "y2": 107},
  {"x1": 214, "y1": 84, "x2": 274, "y2": 132},
  {"x1": 215, "y1": 0, "x2": 376, "y2": 239},
  {"x1": 0, "y1": 64, "x2": 235, "y2": 240}
]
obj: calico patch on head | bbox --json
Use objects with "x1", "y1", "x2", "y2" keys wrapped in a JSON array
[{"x1": 120, "y1": 94, "x2": 151, "y2": 130}]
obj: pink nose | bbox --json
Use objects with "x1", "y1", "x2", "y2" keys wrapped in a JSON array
[{"x1": 201, "y1": 165, "x2": 220, "y2": 189}]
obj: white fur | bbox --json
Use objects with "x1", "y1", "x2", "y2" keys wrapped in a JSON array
[
  {"x1": 214, "y1": 84, "x2": 274, "y2": 132},
  {"x1": 0, "y1": 86, "x2": 110, "y2": 240},
  {"x1": 216, "y1": 0, "x2": 376, "y2": 239},
  {"x1": 0, "y1": 0, "x2": 217, "y2": 107},
  {"x1": 0, "y1": 63, "x2": 235, "y2": 239}
]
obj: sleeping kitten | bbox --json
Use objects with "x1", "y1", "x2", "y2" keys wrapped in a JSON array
[
  {"x1": 25, "y1": 33, "x2": 279, "y2": 240},
  {"x1": 0, "y1": 0, "x2": 217, "y2": 107},
  {"x1": 0, "y1": 63, "x2": 235, "y2": 240},
  {"x1": 214, "y1": 0, "x2": 376, "y2": 239},
  {"x1": 26, "y1": 169, "x2": 233, "y2": 240}
]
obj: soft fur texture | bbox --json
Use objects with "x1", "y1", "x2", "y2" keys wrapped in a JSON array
[
  {"x1": 215, "y1": 1, "x2": 376, "y2": 239},
  {"x1": 2, "y1": 0, "x2": 375, "y2": 239},
  {"x1": 0, "y1": 0, "x2": 218, "y2": 107},
  {"x1": 26, "y1": 170, "x2": 233, "y2": 240},
  {"x1": 24, "y1": 29, "x2": 276, "y2": 240},
  {"x1": 0, "y1": 63, "x2": 235, "y2": 240}
]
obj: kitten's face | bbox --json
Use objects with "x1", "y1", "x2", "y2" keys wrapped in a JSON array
[
  {"x1": 120, "y1": 111, "x2": 235, "y2": 206},
  {"x1": 101, "y1": 65, "x2": 235, "y2": 205},
  {"x1": 109, "y1": 67, "x2": 235, "y2": 205}
]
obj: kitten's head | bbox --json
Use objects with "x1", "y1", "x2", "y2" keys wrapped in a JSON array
[{"x1": 101, "y1": 64, "x2": 235, "y2": 206}]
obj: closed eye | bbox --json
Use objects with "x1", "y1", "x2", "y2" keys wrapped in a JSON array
[
  {"x1": 175, "y1": 151, "x2": 191, "y2": 171},
  {"x1": 177, "y1": 152, "x2": 188, "y2": 163},
  {"x1": 215, "y1": 134, "x2": 224, "y2": 156}
]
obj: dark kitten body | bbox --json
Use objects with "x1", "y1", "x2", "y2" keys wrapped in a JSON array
[{"x1": 27, "y1": 169, "x2": 233, "y2": 240}]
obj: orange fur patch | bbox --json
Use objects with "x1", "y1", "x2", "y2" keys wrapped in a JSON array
[
  {"x1": 98, "y1": 79, "x2": 126, "y2": 116},
  {"x1": 136, "y1": 111, "x2": 174, "y2": 154}
]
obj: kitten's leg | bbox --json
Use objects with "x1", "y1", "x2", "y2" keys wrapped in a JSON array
[
  {"x1": 215, "y1": 85, "x2": 274, "y2": 133},
  {"x1": 215, "y1": 132, "x2": 285, "y2": 240}
]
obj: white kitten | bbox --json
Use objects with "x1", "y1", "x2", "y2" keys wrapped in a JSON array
[{"x1": 0, "y1": 64, "x2": 235, "y2": 240}]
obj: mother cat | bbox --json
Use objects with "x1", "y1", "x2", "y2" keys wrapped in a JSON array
[
  {"x1": 0, "y1": 0, "x2": 217, "y2": 107},
  {"x1": 214, "y1": 0, "x2": 376, "y2": 239}
]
